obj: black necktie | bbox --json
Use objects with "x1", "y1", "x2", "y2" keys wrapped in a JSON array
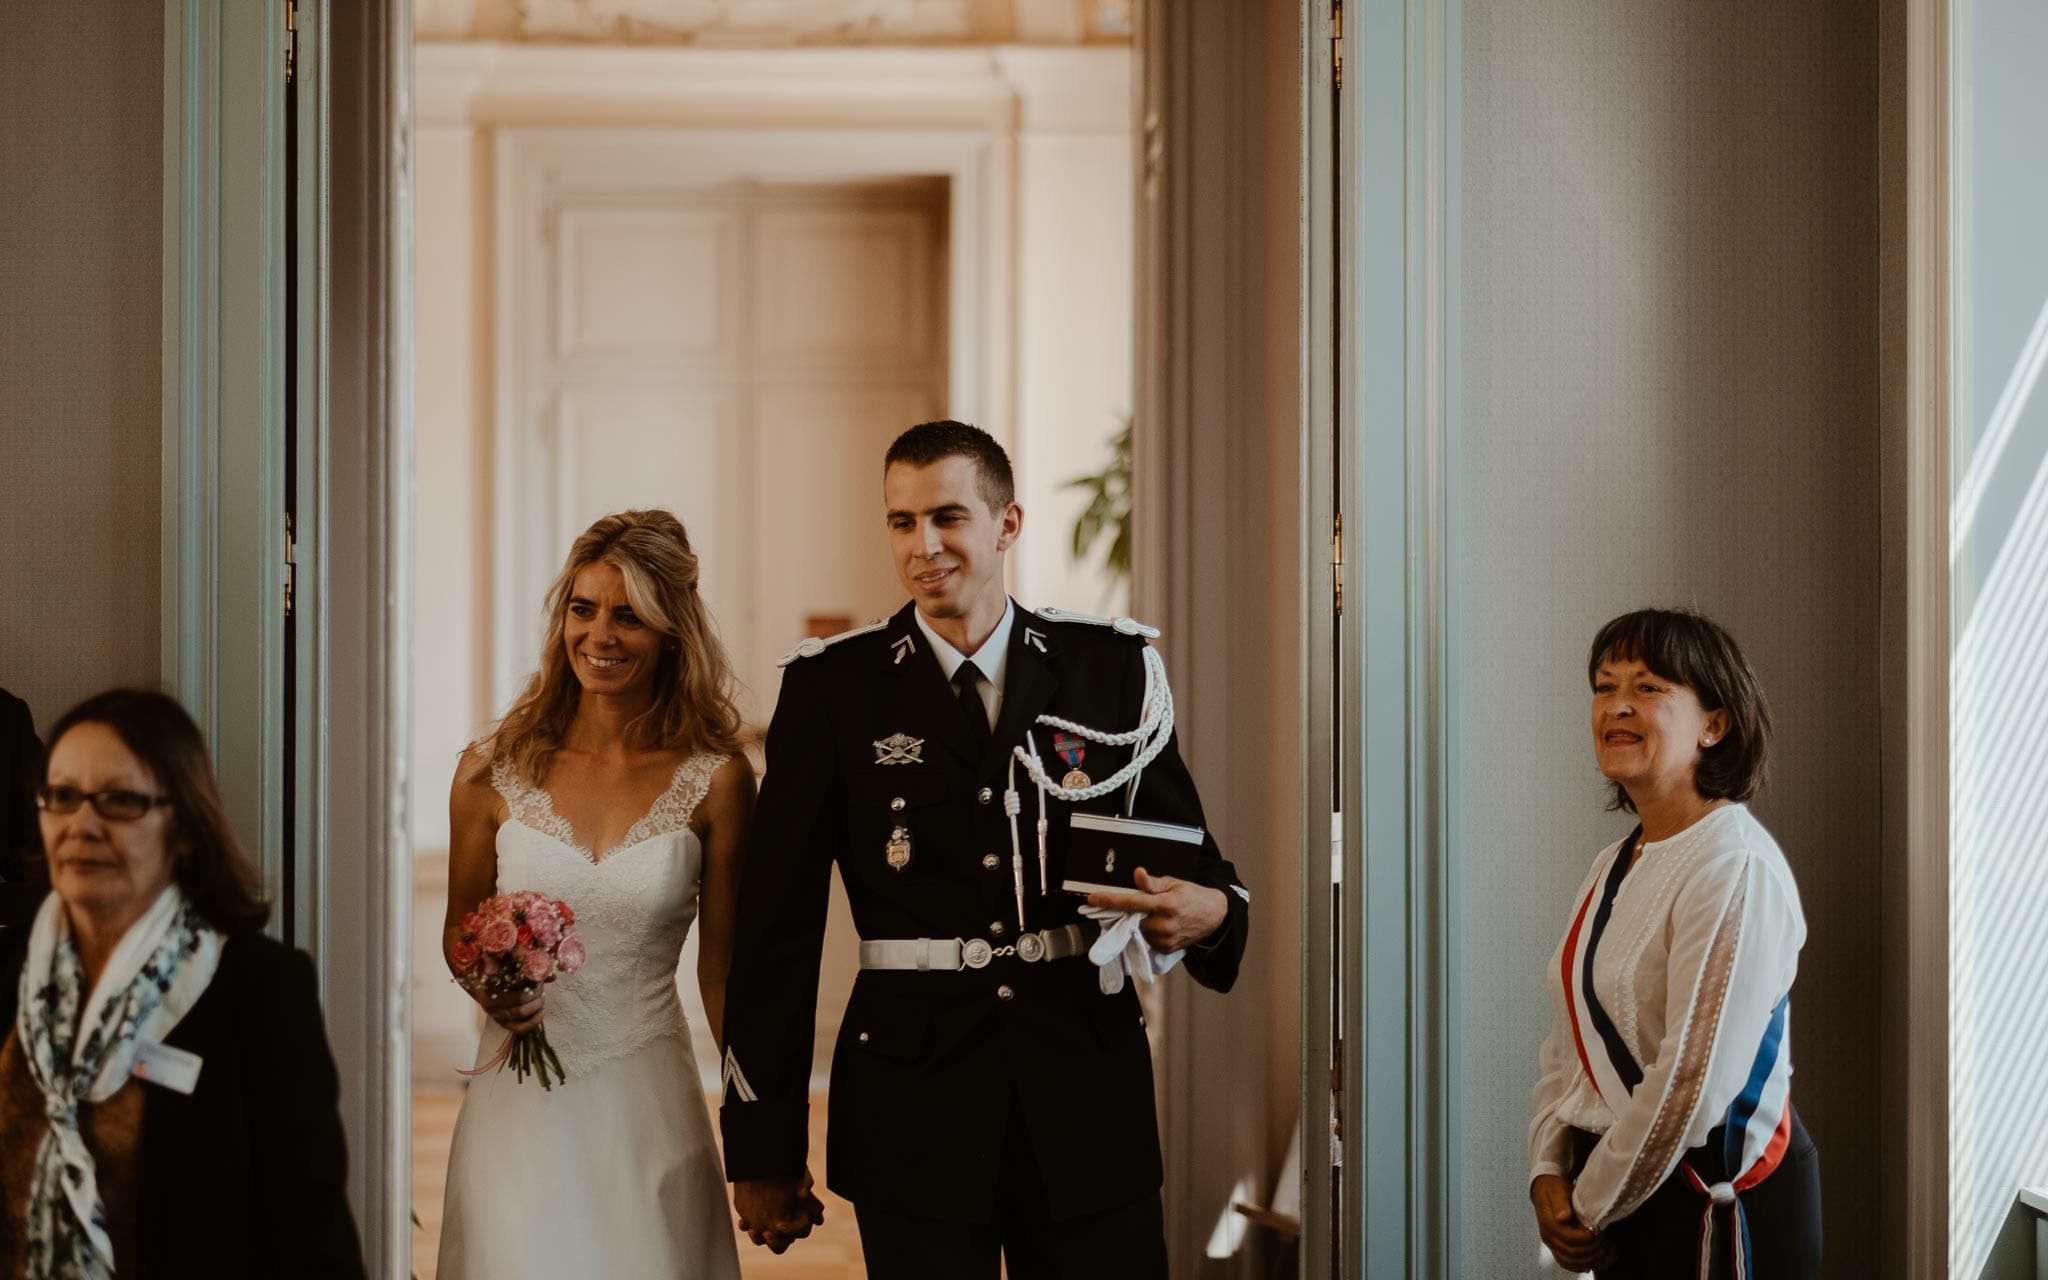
[{"x1": 953, "y1": 662, "x2": 991, "y2": 753}]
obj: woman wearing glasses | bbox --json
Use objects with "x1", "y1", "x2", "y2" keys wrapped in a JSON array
[{"x1": 0, "y1": 689, "x2": 364, "y2": 1278}]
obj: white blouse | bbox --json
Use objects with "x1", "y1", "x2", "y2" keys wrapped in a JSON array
[{"x1": 1527, "y1": 803, "x2": 1806, "y2": 1231}]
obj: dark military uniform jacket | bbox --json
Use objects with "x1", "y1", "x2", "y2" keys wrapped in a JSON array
[{"x1": 719, "y1": 600, "x2": 1249, "y2": 1224}]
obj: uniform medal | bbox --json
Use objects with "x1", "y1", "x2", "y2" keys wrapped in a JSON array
[
  {"x1": 886, "y1": 824, "x2": 913, "y2": 871},
  {"x1": 1052, "y1": 731, "x2": 1091, "y2": 790}
]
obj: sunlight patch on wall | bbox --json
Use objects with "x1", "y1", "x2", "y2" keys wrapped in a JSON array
[{"x1": 1949, "y1": 413, "x2": 2048, "y2": 1279}]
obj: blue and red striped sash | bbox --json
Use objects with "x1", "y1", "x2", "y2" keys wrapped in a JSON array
[{"x1": 1560, "y1": 830, "x2": 1794, "y2": 1279}]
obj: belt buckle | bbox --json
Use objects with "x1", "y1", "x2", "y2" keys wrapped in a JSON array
[
  {"x1": 1015, "y1": 932, "x2": 1046, "y2": 963},
  {"x1": 961, "y1": 938, "x2": 994, "y2": 969}
]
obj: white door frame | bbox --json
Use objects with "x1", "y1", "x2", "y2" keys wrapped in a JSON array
[{"x1": 486, "y1": 123, "x2": 1007, "y2": 707}]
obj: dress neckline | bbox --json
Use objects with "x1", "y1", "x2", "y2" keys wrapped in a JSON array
[{"x1": 511, "y1": 757, "x2": 696, "y2": 865}]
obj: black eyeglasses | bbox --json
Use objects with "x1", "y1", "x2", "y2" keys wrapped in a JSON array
[{"x1": 35, "y1": 785, "x2": 173, "y2": 822}]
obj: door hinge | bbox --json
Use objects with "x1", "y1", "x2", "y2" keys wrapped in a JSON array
[
  {"x1": 284, "y1": 513, "x2": 297, "y2": 620},
  {"x1": 284, "y1": 0, "x2": 297, "y2": 85},
  {"x1": 1331, "y1": 2, "x2": 1344, "y2": 89},
  {"x1": 1331, "y1": 513, "x2": 1344, "y2": 616}
]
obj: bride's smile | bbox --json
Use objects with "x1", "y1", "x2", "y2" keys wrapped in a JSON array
[{"x1": 562, "y1": 560, "x2": 669, "y2": 697}]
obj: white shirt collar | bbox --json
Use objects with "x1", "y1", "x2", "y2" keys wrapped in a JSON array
[{"x1": 914, "y1": 597, "x2": 1016, "y2": 699}]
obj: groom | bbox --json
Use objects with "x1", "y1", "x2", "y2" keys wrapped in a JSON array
[{"x1": 720, "y1": 421, "x2": 1249, "y2": 1277}]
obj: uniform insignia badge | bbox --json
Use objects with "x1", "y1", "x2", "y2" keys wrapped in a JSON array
[
  {"x1": 1053, "y1": 731, "x2": 1091, "y2": 790},
  {"x1": 886, "y1": 824, "x2": 914, "y2": 871},
  {"x1": 874, "y1": 733, "x2": 925, "y2": 765},
  {"x1": 891, "y1": 635, "x2": 915, "y2": 665},
  {"x1": 1025, "y1": 627, "x2": 1047, "y2": 653}
]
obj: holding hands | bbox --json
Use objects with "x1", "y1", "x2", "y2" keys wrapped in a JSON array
[{"x1": 734, "y1": 1172, "x2": 826, "y2": 1254}]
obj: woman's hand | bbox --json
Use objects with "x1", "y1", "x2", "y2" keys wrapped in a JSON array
[
  {"x1": 475, "y1": 982, "x2": 545, "y2": 1034},
  {"x1": 1530, "y1": 1174, "x2": 1617, "y2": 1273}
]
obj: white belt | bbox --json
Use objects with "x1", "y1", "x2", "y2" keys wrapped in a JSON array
[{"x1": 859, "y1": 924, "x2": 1090, "y2": 971}]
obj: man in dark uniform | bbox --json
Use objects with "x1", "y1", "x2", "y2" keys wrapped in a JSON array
[{"x1": 721, "y1": 421, "x2": 1249, "y2": 1277}]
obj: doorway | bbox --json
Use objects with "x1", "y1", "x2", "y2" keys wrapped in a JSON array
[{"x1": 395, "y1": 22, "x2": 1241, "y2": 1276}]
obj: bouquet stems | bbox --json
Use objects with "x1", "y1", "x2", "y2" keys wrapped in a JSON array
[{"x1": 506, "y1": 1024, "x2": 565, "y2": 1091}]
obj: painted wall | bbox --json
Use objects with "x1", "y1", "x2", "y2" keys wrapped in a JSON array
[
  {"x1": 1008, "y1": 119, "x2": 1134, "y2": 615},
  {"x1": 1456, "y1": 3, "x2": 1881, "y2": 1276},
  {"x1": 1949, "y1": 0, "x2": 2048, "y2": 1272},
  {"x1": 0, "y1": 5, "x2": 164, "y2": 735}
]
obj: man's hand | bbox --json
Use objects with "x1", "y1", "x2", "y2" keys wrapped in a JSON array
[
  {"x1": 1086, "y1": 869, "x2": 1229, "y2": 952},
  {"x1": 1528, "y1": 1173, "x2": 1617, "y2": 1273},
  {"x1": 733, "y1": 1172, "x2": 825, "y2": 1253}
]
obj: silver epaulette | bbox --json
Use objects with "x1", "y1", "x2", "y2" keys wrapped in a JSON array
[
  {"x1": 1035, "y1": 606, "x2": 1161, "y2": 638},
  {"x1": 777, "y1": 618, "x2": 889, "y2": 667}
]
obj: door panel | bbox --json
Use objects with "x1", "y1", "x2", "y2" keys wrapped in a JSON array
[{"x1": 556, "y1": 206, "x2": 740, "y2": 363}]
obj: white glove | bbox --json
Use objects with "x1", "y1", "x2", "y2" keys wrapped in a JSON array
[{"x1": 1078, "y1": 904, "x2": 1186, "y2": 995}]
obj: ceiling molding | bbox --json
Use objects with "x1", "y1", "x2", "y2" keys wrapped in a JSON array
[
  {"x1": 414, "y1": 40, "x2": 1128, "y2": 133},
  {"x1": 414, "y1": 0, "x2": 1133, "y2": 46}
]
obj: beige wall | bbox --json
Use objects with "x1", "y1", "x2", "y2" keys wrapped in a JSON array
[
  {"x1": 0, "y1": 6, "x2": 165, "y2": 738},
  {"x1": 1457, "y1": 2, "x2": 1881, "y2": 1276}
]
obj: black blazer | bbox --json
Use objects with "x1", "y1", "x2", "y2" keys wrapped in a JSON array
[
  {"x1": 720, "y1": 601, "x2": 1250, "y2": 1223},
  {"x1": 1, "y1": 921, "x2": 366, "y2": 1278},
  {"x1": 0, "y1": 687, "x2": 42, "y2": 913}
]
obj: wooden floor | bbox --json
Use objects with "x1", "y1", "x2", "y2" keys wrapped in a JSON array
[{"x1": 411, "y1": 1086, "x2": 865, "y2": 1279}]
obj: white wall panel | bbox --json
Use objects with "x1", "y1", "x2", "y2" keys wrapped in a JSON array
[{"x1": 557, "y1": 207, "x2": 738, "y2": 362}]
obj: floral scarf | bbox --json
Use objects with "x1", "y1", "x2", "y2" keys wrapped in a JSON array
[{"x1": 15, "y1": 884, "x2": 222, "y2": 1278}]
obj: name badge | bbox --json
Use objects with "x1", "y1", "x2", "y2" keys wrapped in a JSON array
[{"x1": 131, "y1": 1041, "x2": 204, "y2": 1095}]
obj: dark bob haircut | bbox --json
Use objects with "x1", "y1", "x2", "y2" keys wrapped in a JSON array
[
  {"x1": 884, "y1": 419, "x2": 1017, "y2": 513},
  {"x1": 1587, "y1": 608, "x2": 1772, "y2": 814},
  {"x1": 44, "y1": 689, "x2": 271, "y2": 934}
]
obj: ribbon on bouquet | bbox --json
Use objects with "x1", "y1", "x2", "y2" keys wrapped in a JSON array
[{"x1": 458, "y1": 1031, "x2": 518, "y2": 1078}]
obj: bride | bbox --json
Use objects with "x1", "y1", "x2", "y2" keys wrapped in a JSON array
[{"x1": 437, "y1": 509, "x2": 770, "y2": 1277}]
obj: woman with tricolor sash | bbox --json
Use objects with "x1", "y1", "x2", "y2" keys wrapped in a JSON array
[{"x1": 1528, "y1": 609, "x2": 1822, "y2": 1279}]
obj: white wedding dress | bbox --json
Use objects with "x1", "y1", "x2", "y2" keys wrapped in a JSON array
[{"x1": 437, "y1": 753, "x2": 742, "y2": 1280}]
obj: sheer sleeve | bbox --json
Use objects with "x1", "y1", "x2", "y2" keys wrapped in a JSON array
[
  {"x1": 1528, "y1": 1014, "x2": 1578, "y2": 1183},
  {"x1": 1568, "y1": 850, "x2": 1804, "y2": 1230}
]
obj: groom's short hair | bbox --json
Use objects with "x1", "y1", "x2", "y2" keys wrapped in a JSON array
[{"x1": 885, "y1": 420, "x2": 1016, "y2": 514}]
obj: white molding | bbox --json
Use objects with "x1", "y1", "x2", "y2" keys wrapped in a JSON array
[
  {"x1": 415, "y1": 40, "x2": 1127, "y2": 131},
  {"x1": 412, "y1": 39, "x2": 1142, "y2": 703},
  {"x1": 1905, "y1": 0, "x2": 1951, "y2": 1272},
  {"x1": 991, "y1": 45, "x2": 1132, "y2": 132}
]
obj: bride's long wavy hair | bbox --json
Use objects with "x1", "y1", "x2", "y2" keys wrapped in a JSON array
[{"x1": 487, "y1": 509, "x2": 745, "y2": 784}]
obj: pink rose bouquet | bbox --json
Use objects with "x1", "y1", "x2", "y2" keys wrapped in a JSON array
[{"x1": 450, "y1": 890, "x2": 585, "y2": 1090}]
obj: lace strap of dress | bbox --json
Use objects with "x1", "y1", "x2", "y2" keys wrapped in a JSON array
[
  {"x1": 487, "y1": 752, "x2": 562, "y2": 836},
  {"x1": 618, "y1": 752, "x2": 731, "y2": 849}
]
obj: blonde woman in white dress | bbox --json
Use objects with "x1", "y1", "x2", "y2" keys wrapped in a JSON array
[{"x1": 437, "y1": 510, "x2": 791, "y2": 1278}]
